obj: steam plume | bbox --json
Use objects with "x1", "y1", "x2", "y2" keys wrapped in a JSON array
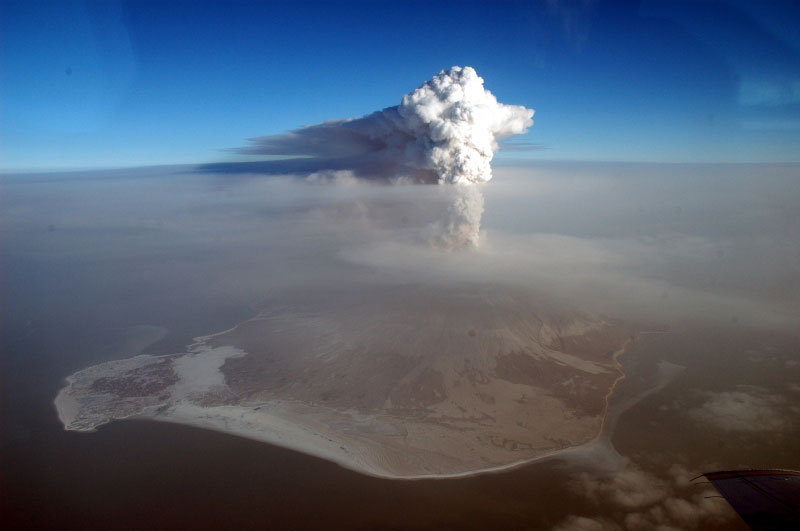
[{"x1": 237, "y1": 66, "x2": 534, "y2": 246}]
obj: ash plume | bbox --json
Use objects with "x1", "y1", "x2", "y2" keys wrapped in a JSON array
[
  {"x1": 236, "y1": 66, "x2": 534, "y2": 247},
  {"x1": 427, "y1": 185, "x2": 486, "y2": 248}
]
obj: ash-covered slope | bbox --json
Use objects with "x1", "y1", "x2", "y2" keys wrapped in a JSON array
[{"x1": 56, "y1": 284, "x2": 635, "y2": 477}]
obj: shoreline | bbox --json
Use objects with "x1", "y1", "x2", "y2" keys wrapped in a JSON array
[{"x1": 56, "y1": 333, "x2": 665, "y2": 481}]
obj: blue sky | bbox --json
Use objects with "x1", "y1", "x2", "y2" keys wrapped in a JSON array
[{"x1": 2, "y1": 0, "x2": 799, "y2": 171}]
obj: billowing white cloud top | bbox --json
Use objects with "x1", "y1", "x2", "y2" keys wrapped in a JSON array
[
  {"x1": 239, "y1": 66, "x2": 534, "y2": 185},
  {"x1": 395, "y1": 66, "x2": 534, "y2": 184}
]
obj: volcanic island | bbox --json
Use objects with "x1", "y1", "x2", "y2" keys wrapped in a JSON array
[{"x1": 55, "y1": 285, "x2": 635, "y2": 478}]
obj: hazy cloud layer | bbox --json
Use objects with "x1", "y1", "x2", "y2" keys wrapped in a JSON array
[
  {"x1": 4, "y1": 162, "x2": 799, "y2": 330},
  {"x1": 332, "y1": 164, "x2": 800, "y2": 329}
]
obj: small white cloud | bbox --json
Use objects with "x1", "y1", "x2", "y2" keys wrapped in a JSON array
[{"x1": 688, "y1": 386, "x2": 786, "y2": 432}]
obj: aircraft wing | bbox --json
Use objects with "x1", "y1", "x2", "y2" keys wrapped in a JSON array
[{"x1": 703, "y1": 469, "x2": 800, "y2": 530}]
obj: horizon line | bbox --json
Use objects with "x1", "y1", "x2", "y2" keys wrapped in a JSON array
[{"x1": 3, "y1": 157, "x2": 800, "y2": 176}]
